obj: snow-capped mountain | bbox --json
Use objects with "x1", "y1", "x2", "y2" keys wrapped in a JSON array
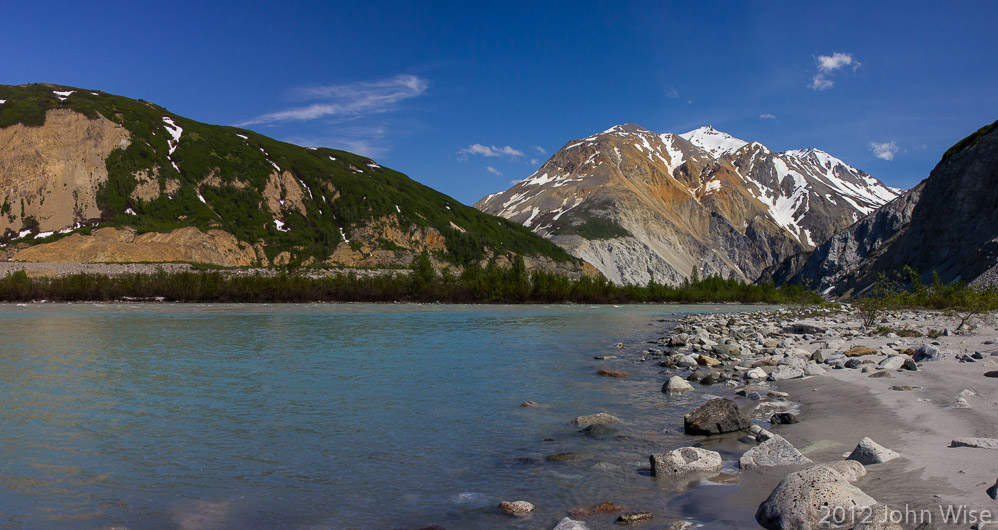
[{"x1": 475, "y1": 124, "x2": 900, "y2": 285}]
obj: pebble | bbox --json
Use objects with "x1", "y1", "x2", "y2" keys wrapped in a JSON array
[
  {"x1": 616, "y1": 512, "x2": 653, "y2": 525},
  {"x1": 499, "y1": 501, "x2": 535, "y2": 516}
]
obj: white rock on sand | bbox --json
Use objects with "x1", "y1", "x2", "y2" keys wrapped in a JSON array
[
  {"x1": 650, "y1": 447, "x2": 723, "y2": 476},
  {"x1": 847, "y1": 437, "x2": 901, "y2": 465}
]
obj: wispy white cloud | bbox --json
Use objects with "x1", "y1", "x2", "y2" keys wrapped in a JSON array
[
  {"x1": 486, "y1": 166, "x2": 502, "y2": 176},
  {"x1": 533, "y1": 146, "x2": 547, "y2": 155},
  {"x1": 285, "y1": 126, "x2": 393, "y2": 159},
  {"x1": 809, "y1": 74, "x2": 835, "y2": 91},
  {"x1": 509, "y1": 179, "x2": 524, "y2": 185},
  {"x1": 238, "y1": 74, "x2": 428, "y2": 126},
  {"x1": 809, "y1": 52, "x2": 860, "y2": 91},
  {"x1": 759, "y1": 113, "x2": 776, "y2": 120},
  {"x1": 869, "y1": 141, "x2": 899, "y2": 161},
  {"x1": 666, "y1": 87, "x2": 679, "y2": 99},
  {"x1": 530, "y1": 158, "x2": 540, "y2": 165},
  {"x1": 817, "y1": 52, "x2": 860, "y2": 73},
  {"x1": 458, "y1": 143, "x2": 525, "y2": 159}
]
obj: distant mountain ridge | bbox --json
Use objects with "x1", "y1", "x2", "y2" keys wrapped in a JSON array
[
  {"x1": 476, "y1": 123, "x2": 899, "y2": 285},
  {"x1": 766, "y1": 119, "x2": 998, "y2": 294},
  {"x1": 0, "y1": 83, "x2": 578, "y2": 272}
]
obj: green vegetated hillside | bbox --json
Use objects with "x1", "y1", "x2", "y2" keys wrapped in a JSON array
[{"x1": 0, "y1": 83, "x2": 577, "y2": 270}]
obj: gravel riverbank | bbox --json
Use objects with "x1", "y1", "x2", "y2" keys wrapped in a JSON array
[{"x1": 521, "y1": 306, "x2": 998, "y2": 530}]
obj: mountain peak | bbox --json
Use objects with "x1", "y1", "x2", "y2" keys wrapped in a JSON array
[
  {"x1": 678, "y1": 126, "x2": 748, "y2": 157},
  {"x1": 602, "y1": 123, "x2": 652, "y2": 135}
]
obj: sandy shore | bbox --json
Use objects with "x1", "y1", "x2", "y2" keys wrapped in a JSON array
[{"x1": 647, "y1": 307, "x2": 997, "y2": 530}]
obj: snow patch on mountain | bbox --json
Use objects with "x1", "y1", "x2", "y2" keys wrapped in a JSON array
[{"x1": 679, "y1": 126, "x2": 748, "y2": 157}]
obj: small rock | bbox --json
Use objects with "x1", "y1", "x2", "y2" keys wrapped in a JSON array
[
  {"x1": 889, "y1": 385, "x2": 917, "y2": 391},
  {"x1": 878, "y1": 356, "x2": 906, "y2": 371},
  {"x1": 597, "y1": 369, "x2": 631, "y2": 378},
  {"x1": 520, "y1": 401, "x2": 539, "y2": 407},
  {"x1": 699, "y1": 373, "x2": 721, "y2": 385},
  {"x1": 985, "y1": 371, "x2": 998, "y2": 378},
  {"x1": 847, "y1": 437, "x2": 901, "y2": 464},
  {"x1": 676, "y1": 355, "x2": 698, "y2": 368},
  {"x1": 845, "y1": 346, "x2": 878, "y2": 357},
  {"x1": 582, "y1": 424, "x2": 619, "y2": 438},
  {"x1": 811, "y1": 350, "x2": 825, "y2": 363},
  {"x1": 768, "y1": 390, "x2": 789, "y2": 398},
  {"x1": 787, "y1": 323, "x2": 826, "y2": 335},
  {"x1": 740, "y1": 434, "x2": 812, "y2": 468},
  {"x1": 713, "y1": 343, "x2": 742, "y2": 357},
  {"x1": 615, "y1": 512, "x2": 653, "y2": 525},
  {"x1": 901, "y1": 358, "x2": 918, "y2": 371},
  {"x1": 744, "y1": 367, "x2": 768, "y2": 380},
  {"x1": 697, "y1": 354, "x2": 721, "y2": 367},
  {"x1": 988, "y1": 477, "x2": 998, "y2": 500},
  {"x1": 650, "y1": 447, "x2": 723, "y2": 476},
  {"x1": 804, "y1": 364, "x2": 826, "y2": 376},
  {"x1": 572, "y1": 413, "x2": 620, "y2": 428},
  {"x1": 913, "y1": 344, "x2": 943, "y2": 362},
  {"x1": 753, "y1": 359, "x2": 779, "y2": 367},
  {"x1": 594, "y1": 355, "x2": 617, "y2": 360},
  {"x1": 972, "y1": 352, "x2": 985, "y2": 360},
  {"x1": 747, "y1": 391, "x2": 762, "y2": 400},
  {"x1": 845, "y1": 359, "x2": 863, "y2": 369},
  {"x1": 684, "y1": 398, "x2": 751, "y2": 435},
  {"x1": 499, "y1": 501, "x2": 535, "y2": 516},
  {"x1": 861, "y1": 365, "x2": 876, "y2": 373},
  {"x1": 770, "y1": 412, "x2": 800, "y2": 425},
  {"x1": 567, "y1": 501, "x2": 622, "y2": 518},
  {"x1": 950, "y1": 437, "x2": 998, "y2": 449},
  {"x1": 662, "y1": 376, "x2": 694, "y2": 394},
  {"x1": 868, "y1": 371, "x2": 891, "y2": 378},
  {"x1": 553, "y1": 517, "x2": 590, "y2": 530}
]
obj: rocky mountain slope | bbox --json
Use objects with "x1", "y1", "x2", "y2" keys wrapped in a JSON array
[
  {"x1": 0, "y1": 84, "x2": 578, "y2": 271},
  {"x1": 767, "y1": 119, "x2": 998, "y2": 295},
  {"x1": 475, "y1": 124, "x2": 898, "y2": 285}
]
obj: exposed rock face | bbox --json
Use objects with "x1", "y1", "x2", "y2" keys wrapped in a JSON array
[
  {"x1": 0, "y1": 84, "x2": 579, "y2": 272},
  {"x1": 476, "y1": 124, "x2": 898, "y2": 285},
  {"x1": 762, "y1": 182, "x2": 923, "y2": 292},
  {"x1": 12, "y1": 226, "x2": 259, "y2": 266},
  {"x1": 0, "y1": 109, "x2": 131, "y2": 234},
  {"x1": 768, "y1": 119, "x2": 998, "y2": 294}
]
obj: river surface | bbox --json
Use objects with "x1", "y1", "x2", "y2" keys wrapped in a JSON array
[{"x1": 0, "y1": 303, "x2": 769, "y2": 530}]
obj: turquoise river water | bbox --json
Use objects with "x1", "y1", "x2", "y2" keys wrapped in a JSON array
[{"x1": 0, "y1": 303, "x2": 768, "y2": 530}]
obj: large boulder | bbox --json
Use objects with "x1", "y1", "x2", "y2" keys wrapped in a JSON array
[
  {"x1": 739, "y1": 434, "x2": 812, "y2": 469},
  {"x1": 650, "y1": 447, "x2": 723, "y2": 476},
  {"x1": 756, "y1": 462, "x2": 877, "y2": 530},
  {"x1": 847, "y1": 437, "x2": 901, "y2": 465},
  {"x1": 684, "y1": 398, "x2": 751, "y2": 435}
]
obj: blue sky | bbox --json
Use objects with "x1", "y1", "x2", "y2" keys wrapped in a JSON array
[{"x1": 3, "y1": 1, "x2": 997, "y2": 205}]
